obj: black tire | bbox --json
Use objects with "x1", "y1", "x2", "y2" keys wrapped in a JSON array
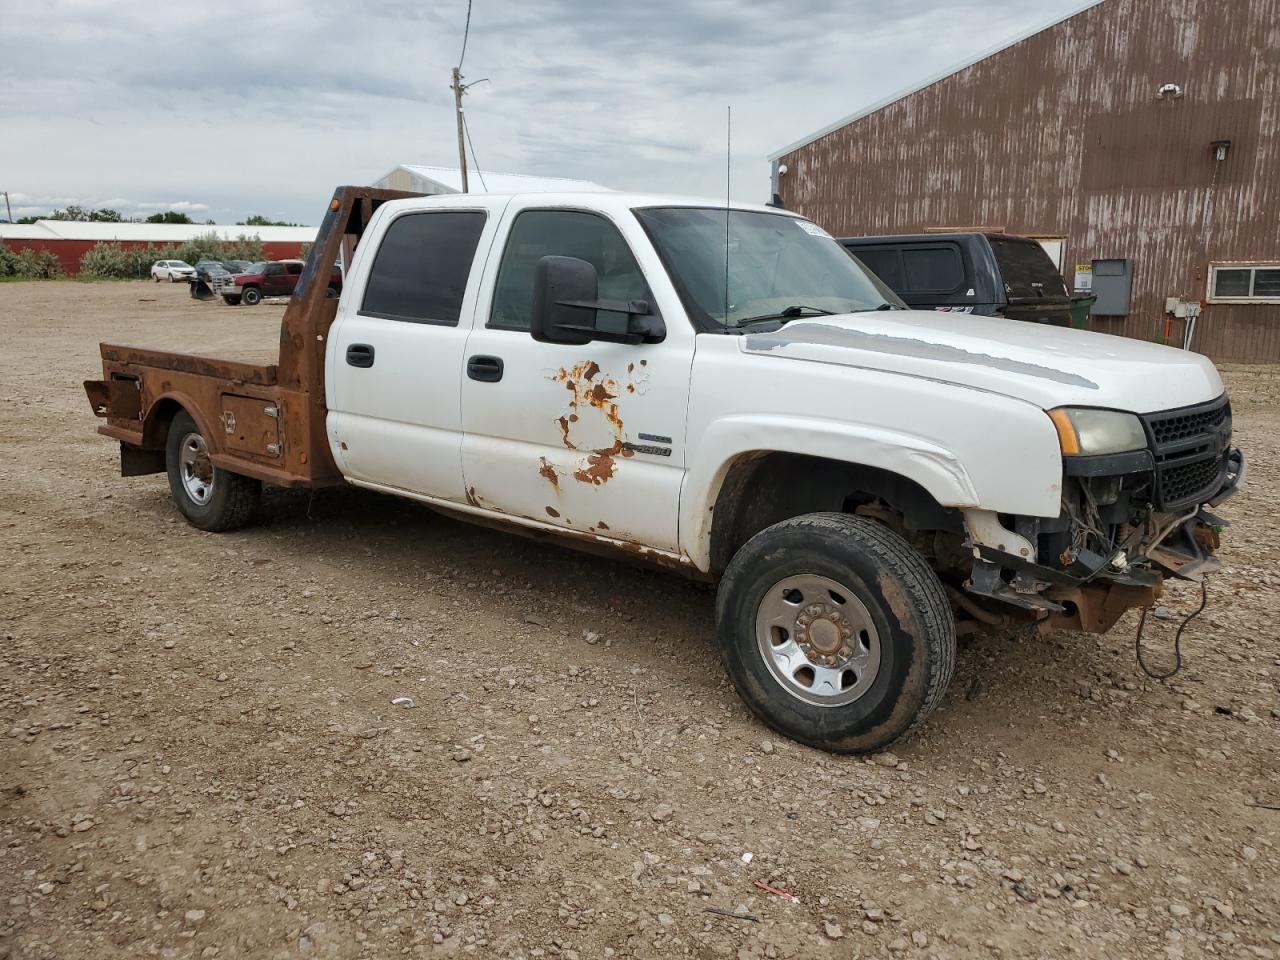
[
  {"x1": 241, "y1": 286, "x2": 262, "y2": 306},
  {"x1": 165, "y1": 411, "x2": 261, "y2": 532},
  {"x1": 716, "y1": 512, "x2": 955, "y2": 754},
  {"x1": 325, "y1": 285, "x2": 339, "y2": 299},
  {"x1": 222, "y1": 295, "x2": 241, "y2": 306}
]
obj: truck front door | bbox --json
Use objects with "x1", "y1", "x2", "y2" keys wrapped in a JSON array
[
  {"x1": 326, "y1": 200, "x2": 502, "y2": 500},
  {"x1": 459, "y1": 204, "x2": 693, "y2": 552}
]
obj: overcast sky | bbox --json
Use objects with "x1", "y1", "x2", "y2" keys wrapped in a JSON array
[{"x1": 1, "y1": 0, "x2": 1084, "y2": 225}]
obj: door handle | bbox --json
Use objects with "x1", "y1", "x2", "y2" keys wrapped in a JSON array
[
  {"x1": 346, "y1": 343, "x2": 375, "y2": 368},
  {"x1": 467, "y1": 355, "x2": 504, "y2": 382}
]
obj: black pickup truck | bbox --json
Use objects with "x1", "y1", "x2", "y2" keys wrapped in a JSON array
[{"x1": 840, "y1": 232, "x2": 1076, "y2": 326}]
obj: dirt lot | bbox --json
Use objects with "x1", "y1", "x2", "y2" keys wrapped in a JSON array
[{"x1": 1, "y1": 280, "x2": 1277, "y2": 960}]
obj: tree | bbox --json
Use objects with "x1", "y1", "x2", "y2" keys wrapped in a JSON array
[
  {"x1": 145, "y1": 211, "x2": 194, "y2": 224},
  {"x1": 47, "y1": 205, "x2": 124, "y2": 222},
  {"x1": 239, "y1": 215, "x2": 302, "y2": 227}
]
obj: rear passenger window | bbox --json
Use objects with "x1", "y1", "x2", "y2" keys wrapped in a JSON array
[
  {"x1": 902, "y1": 245, "x2": 964, "y2": 292},
  {"x1": 286, "y1": 262, "x2": 302, "y2": 275},
  {"x1": 361, "y1": 211, "x2": 487, "y2": 324}
]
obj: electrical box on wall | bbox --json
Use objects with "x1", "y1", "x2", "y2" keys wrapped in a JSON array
[{"x1": 1090, "y1": 258, "x2": 1133, "y2": 316}]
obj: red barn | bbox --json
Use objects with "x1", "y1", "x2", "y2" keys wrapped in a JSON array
[{"x1": 0, "y1": 220, "x2": 317, "y2": 275}]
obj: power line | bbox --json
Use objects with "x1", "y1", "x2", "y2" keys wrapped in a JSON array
[
  {"x1": 457, "y1": 0, "x2": 472, "y2": 70},
  {"x1": 463, "y1": 115, "x2": 488, "y2": 192}
]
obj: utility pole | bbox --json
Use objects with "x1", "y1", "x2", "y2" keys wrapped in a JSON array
[
  {"x1": 2, "y1": 191, "x2": 11, "y2": 223},
  {"x1": 451, "y1": 67, "x2": 469, "y2": 194}
]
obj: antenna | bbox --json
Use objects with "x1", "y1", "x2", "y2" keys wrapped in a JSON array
[{"x1": 724, "y1": 105, "x2": 731, "y2": 324}]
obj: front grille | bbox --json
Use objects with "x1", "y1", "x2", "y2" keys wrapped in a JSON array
[
  {"x1": 1148, "y1": 402, "x2": 1230, "y2": 447},
  {"x1": 1142, "y1": 395, "x2": 1231, "y2": 510},
  {"x1": 1158, "y1": 455, "x2": 1225, "y2": 506}
]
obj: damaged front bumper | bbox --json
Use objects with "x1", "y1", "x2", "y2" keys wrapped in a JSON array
[{"x1": 960, "y1": 445, "x2": 1244, "y2": 634}]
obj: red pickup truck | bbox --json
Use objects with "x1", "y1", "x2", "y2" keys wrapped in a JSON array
[{"x1": 219, "y1": 259, "x2": 343, "y2": 306}]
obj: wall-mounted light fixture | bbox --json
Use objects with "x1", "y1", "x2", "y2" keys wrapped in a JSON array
[
  {"x1": 1211, "y1": 139, "x2": 1232, "y2": 162},
  {"x1": 1155, "y1": 83, "x2": 1184, "y2": 99},
  {"x1": 777, "y1": 163, "x2": 789, "y2": 175}
]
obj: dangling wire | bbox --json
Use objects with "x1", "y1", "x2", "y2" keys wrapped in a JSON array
[
  {"x1": 1135, "y1": 577, "x2": 1209, "y2": 680},
  {"x1": 463, "y1": 115, "x2": 488, "y2": 192}
]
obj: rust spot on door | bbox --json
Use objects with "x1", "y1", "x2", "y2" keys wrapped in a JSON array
[
  {"x1": 556, "y1": 416, "x2": 577, "y2": 449},
  {"x1": 597, "y1": 521, "x2": 610, "y2": 530},
  {"x1": 545, "y1": 505, "x2": 561, "y2": 518},
  {"x1": 465, "y1": 486, "x2": 482, "y2": 507},
  {"x1": 550, "y1": 361, "x2": 649, "y2": 484},
  {"x1": 538, "y1": 457, "x2": 560, "y2": 491},
  {"x1": 571, "y1": 440, "x2": 635, "y2": 486}
]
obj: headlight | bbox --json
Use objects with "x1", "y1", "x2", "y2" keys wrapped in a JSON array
[{"x1": 1048, "y1": 407, "x2": 1147, "y2": 456}]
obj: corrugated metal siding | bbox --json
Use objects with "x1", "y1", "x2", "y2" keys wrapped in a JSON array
[{"x1": 777, "y1": 0, "x2": 1280, "y2": 362}]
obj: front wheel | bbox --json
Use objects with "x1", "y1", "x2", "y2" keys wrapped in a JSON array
[
  {"x1": 222, "y1": 295, "x2": 241, "y2": 306},
  {"x1": 165, "y1": 411, "x2": 261, "y2": 531},
  {"x1": 240, "y1": 286, "x2": 262, "y2": 306},
  {"x1": 716, "y1": 512, "x2": 955, "y2": 754}
]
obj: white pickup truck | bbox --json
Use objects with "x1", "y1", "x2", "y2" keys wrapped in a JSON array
[{"x1": 86, "y1": 186, "x2": 1244, "y2": 753}]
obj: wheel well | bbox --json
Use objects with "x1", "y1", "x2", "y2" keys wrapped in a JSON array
[
  {"x1": 708, "y1": 452, "x2": 965, "y2": 575},
  {"x1": 141, "y1": 397, "x2": 185, "y2": 449}
]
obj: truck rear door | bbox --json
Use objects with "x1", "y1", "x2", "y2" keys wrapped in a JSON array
[
  {"x1": 325, "y1": 196, "x2": 507, "y2": 501},
  {"x1": 458, "y1": 201, "x2": 693, "y2": 552}
]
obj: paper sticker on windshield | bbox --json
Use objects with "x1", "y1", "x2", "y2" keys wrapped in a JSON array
[{"x1": 795, "y1": 220, "x2": 832, "y2": 239}]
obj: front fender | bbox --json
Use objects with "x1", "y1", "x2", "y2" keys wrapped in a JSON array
[{"x1": 679, "y1": 415, "x2": 982, "y2": 571}]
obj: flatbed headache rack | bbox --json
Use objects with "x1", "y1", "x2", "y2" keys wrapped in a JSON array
[{"x1": 84, "y1": 186, "x2": 420, "y2": 488}]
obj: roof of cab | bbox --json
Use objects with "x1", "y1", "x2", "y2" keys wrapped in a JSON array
[{"x1": 382, "y1": 191, "x2": 802, "y2": 218}]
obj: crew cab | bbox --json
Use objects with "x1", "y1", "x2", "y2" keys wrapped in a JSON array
[
  {"x1": 84, "y1": 187, "x2": 1244, "y2": 753},
  {"x1": 219, "y1": 259, "x2": 342, "y2": 306}
]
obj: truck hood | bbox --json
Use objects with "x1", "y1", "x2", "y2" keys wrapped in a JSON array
[{"x1": 738, "y1": 311, "x2": 1224, "y2": 414}]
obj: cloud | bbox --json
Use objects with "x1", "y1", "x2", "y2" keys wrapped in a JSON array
[{"x1": 0, "y1": 0, "x2": 1083, "y2": 222}]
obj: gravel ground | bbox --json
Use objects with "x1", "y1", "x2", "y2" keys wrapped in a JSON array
[{"x1": 1, "y1": 280, "x2": 1277, "y2": 960}]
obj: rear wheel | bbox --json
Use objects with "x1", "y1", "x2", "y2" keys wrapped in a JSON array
[
  {"x1": 165, "y1": 411, "x2": 261, "y2": 531},
  {"x1": 325, "y1": 285, "x2": 339, "y2": 299},
  {"x1": 241, "y1": 286, "x2": 262, "y2": 305},
  {"x1": 716, "y1": 512, "x2": 955, "y2": 753}
]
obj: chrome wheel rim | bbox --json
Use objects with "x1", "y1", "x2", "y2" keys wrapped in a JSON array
[
  {"x1": 755, "y1": 574, "x2": 881, "y2": 708},
  {"x1": 179, "y1": 432, "x2": 214, "y2": 505}
]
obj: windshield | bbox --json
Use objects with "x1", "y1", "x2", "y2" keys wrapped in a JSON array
[
  {"x1": 634, "y1": 207, "x2": 903, "y2": 329},
  {"x1": 245, "y1": 262, "x2": 266, "y2": 274}
]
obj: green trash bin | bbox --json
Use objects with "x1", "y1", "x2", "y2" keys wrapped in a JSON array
[{"x1": 1068, "y1": 295, "x2": 1096, "y2": 329}]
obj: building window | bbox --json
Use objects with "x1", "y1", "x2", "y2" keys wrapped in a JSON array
[{"x1": 1208, "y1": 263, "x2": 1280, "y2": 303}]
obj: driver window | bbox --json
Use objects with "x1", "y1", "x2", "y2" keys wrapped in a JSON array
[{"x1": 489, "y1": 210, "x2": 649, "y2": 331}]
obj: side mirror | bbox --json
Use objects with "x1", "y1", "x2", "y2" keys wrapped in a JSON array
[{"x1": 531, "y1": 255, "x2": 665, "y2": 345}]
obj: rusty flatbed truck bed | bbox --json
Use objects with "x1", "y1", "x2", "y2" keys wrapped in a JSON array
[{"x1": 84, "y1": 187, "x2": 418, "y2": 488}]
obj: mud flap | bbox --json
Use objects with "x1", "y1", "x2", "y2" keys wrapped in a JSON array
[{"x1": 121, "y1": 443, "x2": 165, "y2": 476}]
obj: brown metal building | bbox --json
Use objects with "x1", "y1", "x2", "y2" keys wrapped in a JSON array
[{"x1": 769, "y1": 0, "x2": 1280, "y2": 362}]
